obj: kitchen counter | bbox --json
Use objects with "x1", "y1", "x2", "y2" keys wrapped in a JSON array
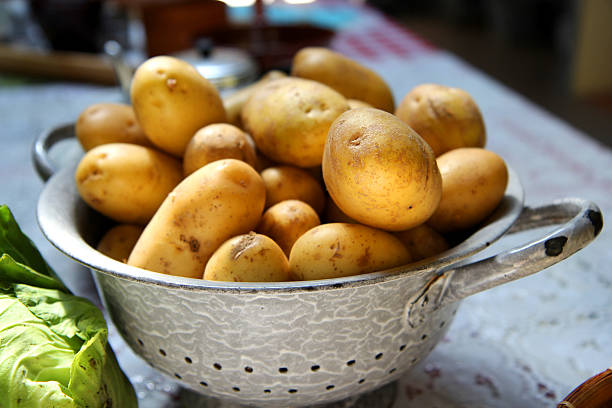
[{"x1": 1, "y1": 2, "x2": 611, "y2": 407}]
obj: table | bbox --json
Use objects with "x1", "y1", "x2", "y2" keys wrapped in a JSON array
[{"x1": 1, "y1": 2, "x2": 611, "y2": 407}]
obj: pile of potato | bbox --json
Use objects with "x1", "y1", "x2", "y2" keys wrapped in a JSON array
[{"x1": 75, "y1": 47, "x2": 508, "y2": 282}]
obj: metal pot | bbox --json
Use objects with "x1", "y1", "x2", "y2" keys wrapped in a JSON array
[{"x1": 34, "y1": 125, "x2": 603, "y2": 407}]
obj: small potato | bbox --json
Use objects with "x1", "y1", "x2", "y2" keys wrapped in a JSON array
[
  {"x1": 291, "y1": 47, "x2": 395, "y2": 112},
  {"x1": 204, "y1": 232, "x2": 290, "y2": 282},
  {"x1": 394, "y1": 224, "x2": 449, "y2": 262},
  {"x1": 76, "y1": 103, "x2": 151, "y2": 151},
  {"x1": 256, "y1": 200, "x2": 321, "y2": 257},
  {"x1": 130, "y1": 55, "x2": 226, "y2": 157},
  {"x1": 97, "y1": 224, "x2": 144, "y2": 262},
  {"x1": 289, "y1": 223, "x2": 412, "y2": 281},
  {"x1": 127, "y1": 159, "x2": 266, "y2": 279},
  {"x1": 395, "y1": 84, "x2": 486, "y2": 157},
  {"x1": 347, "y1": 99, "x2": 372, "y2": 109},
  {"x1": 241, "y1": 77, "x2": 349, "y2": 167},
  {"x1": 261, "y1": 166, "x2": 326, "y2": 214},
  {"x1": 323, "y1": 108, "x2": 442, "y2": 231},
  {"x1": 75, "y1": 143, "x2": 183, "y2": 224},
  {"x1": 323, "y1": 199, "x2": 357, "y2": 224},
  {"x1": 427, "y1": 148, "x2": 508, "y2": 233},
  {"x1": 183, "y1": 123, "x2": 257, "y2": 176}
]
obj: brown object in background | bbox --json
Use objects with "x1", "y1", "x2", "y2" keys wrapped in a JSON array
[{"x1": 558, "y1": 369, "x2": 612, "y2": 408}]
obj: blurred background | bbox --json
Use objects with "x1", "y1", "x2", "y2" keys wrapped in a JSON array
[{"x1": 1, "y1": 0, "x2": 610, "y2": 147}]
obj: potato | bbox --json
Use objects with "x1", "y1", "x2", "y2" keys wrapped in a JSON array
[
  {"x1": 291, "y1": 47, "x2": 395, "y2": 112},
  {"x1": 241, "y1": 77, "x2": 349, "y2": 167},
  {"x1": 323, "y1": 199, "x2": 357, "y2": 224},
  {"x1": 130, "y1": 55, "x2": 226, "y2": 157},
  {"x1": 97, "y1": 224, "x2": 144, "y2": 262},
  {"x1": 427, "y1": 148, "x2": 508, "y2": 233},
  {"x1": 260, "y1": 166, "x2": 326, "y2": 214},
  {"x1": 256, "y1": 200, "x2": 321, "y2": 257},
  {"x1": 204, "y1": 232, "x2": 290, "y2": 282},
  {"x1": 223, "y1": 70, "x2": 286, "y2": 127},
  {"x1": 75, "y1": 143, "x2": 183, "y2": 224},
  {"x1": 394, "y1": 224, "x2": 449, "y2": 262},
  {"x1": 127, "y1": 159, "x2": 266, "y2": 279},
  {"x1": 183, "y1": 123, "x2": 257, "y2": 176},
  {"x1": 347, "y1": 99, "x2": 372, "y2": 109},
  {"x1": 289, "y1": 223, "x2": 412, "y2": 281},
  {"x1": 395, "y1": 84, "x2": 486, "y2": 157},
  {"x1": 75, "y1": 103, "x2": 151, "y2": 151},
  {"x1": 322, "y1": 108, "x2": 442, "y2": 231}
]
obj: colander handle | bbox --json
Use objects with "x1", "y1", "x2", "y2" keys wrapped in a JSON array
[
  {"x1": 32, "y1": 122, "x2": 77, "y2": 182},
  {"x1": 420, "y1": 198, "x2": 602, "y2": 310}
]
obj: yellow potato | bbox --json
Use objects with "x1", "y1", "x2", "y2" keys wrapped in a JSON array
[
  {"x1": 241, "y1": 77, "x2": 349, "y2": 167},
  {"x1": 323, "y1": 199, "x2": 357, "y2": 224},
  {"x1": 127, "y1": 159, "x2": 266, "y2": 279},
  {"x1": 291, "y1": 47, "x2": 395, "y2": 112},
  {"x1": 75, "y1": 143, "x2": 183, "y2": 224},
  {"x1": 394, "y1": 224, "x2": 449, "y2": 262},
  {"x1": 223, "y1": 70, "x2": 286, "y2": 127},
  {"x1": 347, "y1": 99, "x2": 372, "y2": 109},
  {"x1": 97, "y1": 224, "x2": 144, "y2": 262},
  {"x1": 204, "y1": 232, "x2": 290, "y2": 282},
  {"x1": 183, "y1": 123, "x2": 257, "y2": 176},
  {"x1": 395, "y1": 83, "x2": 486, "y2": 157},
  {"x1": 289, "y1": 223, "x2": 412, "y2": 281},
  {"x1": 260, "y1": 166, "x2": 326, "y2": 214},
  {"x1": 427, "y1": 148, "x2": 508, "y2": 233},
  {"x1": 130, "y1": 55, "x2": 226, "y2": 157},
  {"x1": 75, "y1": 103, "x2": 151, "y2": 151},
  {"x1": 256, "y1": 200, "x2": 321, "y2": 257},
  {"x1": 322, "y1": 108, "x2": 442, "y2": 231}
]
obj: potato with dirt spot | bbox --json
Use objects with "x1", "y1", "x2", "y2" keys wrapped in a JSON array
[
  {"x1": 127, "y1": 159, "x2": 266, "y2": 279},
  {"x1": 322, "y1": 107, "x2": 442, "y2": 232},
  {"x1": 183, "y1": 123, "x2": 257, "y2": 176},
  {"x1": 76, "y1": 103, "x2": 151, "y2": 150},
  {"x1": 204, "y1": 232, "x2": 290, "y2": 282},
  {"x1": 97, "y1": 224, "x2": 144, "y2": 262},
  {"x1": 291, "y1": 47, "x2": 395, "y2": 112},
  {"x1": 75, "y1": 143, "x2": 183, "y2": 224},
  {"x1": 256, "y1": 200, "x2": 321, "y2": 257},
  {"x1": 260, "y1": 166, "x2": 326, "y2": 214},
  {"x1": 289, "y1": 223, "x2": 412, "y2": 281},
  {"x1": 241, "y1": 77, "x2": 349, "y2": 167},
  {"x1": 130, "y1": 55, "x2": 226, "y2": 157},
  {"x1": 427, "y1": 147, "x2": 508, "y2": 233},
  {"x1": 395, "y1": 83, "x2": 486, "y2": 157},
  {"x1": 394, "y1": 224, "x2": 449, "y2": 262}
]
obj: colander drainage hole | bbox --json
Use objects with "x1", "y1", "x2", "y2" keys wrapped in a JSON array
[
  {"x1": 389, "y1": 368, "x2": 396, "y2": 374},
  {"x1": 263, "y1": 389, "x2": 271, "y2": 394},
  {"x1": 279, "y1": 367, "x2": 288, "y2": 373},
  {"x1": 346, "y1": 360, "x2": 356, "y2": 366},
  {"x1": 185, "y1": 357, "x2": 192, "y2": 364},
  {"x1": 440, "y1": 321, "x2": 446, "y2": 328},
  {"x1": 399, "y1": 344, "x2": 406, "y2": 351},
  {"x1": 326, "y1": 385, "x2": 335, "y2": 390},
  {"x1": 375, "y1": 353, "x2": 383, "y2": 360},
  {"x1": 244, "y1": 366, "x2": 253, "y2": 373},
  {"x1": 421, "y1": 334, "x2": 428, "y2": 340},
  {"x1": 175, "y1": 373, "x2": 182, "y2": 379},
  {"x1": 358, "y1": 379, "x2": 365, "y2": 384},
  {"x1": 213, "y1": 363, "x2": 222, "y2": 370},
  {"x1": 137, "y1": 338, "x2": 144, "y2": 346},
  {"x1": 159, "y1": 349, "x2": 166, "y2": 356},
  {"x1": 288, "y1": 389, "x2": 298, "y2": 394},
  {"x1": 233, "y1": 387, "x2": 240, "y2": 392},
  {"x1": 311, "y1": 365, "x2": 320, "y2": 372},
  {"x1": 200, "y1": 381, "x2": 208, "y2": 387}
]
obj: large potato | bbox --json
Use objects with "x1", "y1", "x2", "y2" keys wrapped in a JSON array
[
  {"x1": 394, "y1": 224, "x2": 449, "y2": 262},
  {"x1": 204, "y1": 232, "x2": 290, "y2": 282},
  {"x1": 289, "y1": 223, "x2": 412, "y2": 281},
  {"x1": 75, "y1": 103, "x2": 151, "y2": 151},
  {"x1": 260, "y1": 166, "x2": 326, "y2": 214},
  {"x1": 322, "y1": 108, "x2": 442, "y2": 231},
  {"x1": 291, "y1": 47, "x2": 395, "y2": 112},
  {"x1": 75, "y1": 143, "x2": 183, "y2": 224},
  {"x1": 241, "y1": 77, "x2": 349, "y2": 167},
  {"x1": 256, "y1": 200, "x2": 320, "y2": 257},
  {"x1": 183, "y1": 123, "x2": 257, "y2": 176},
  {"x1": 427, "y1": 148, "x2": 508, "y2": 233},
  {"x1": 395, "y1": 84, "x2": 486, "y2": 157},
  {"x1": 97, "y1": 224, "x2": 144, "y2": 263},
  {"x1": 130, "y1": 56, "x2": 226, "y2": 157},
  {"x1": 127, "y1": 159, "x2": 266, "y2": 279}
]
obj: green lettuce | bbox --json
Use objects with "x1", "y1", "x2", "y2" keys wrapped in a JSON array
[{"x1": 0, "y1": 205, "x2": 137, "y2": 408}]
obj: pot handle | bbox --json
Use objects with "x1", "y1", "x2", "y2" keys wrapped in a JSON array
[
  {"x1": 31, "y1": 122, "x2": 77, "y2": 182},
  {"x1": 409, "y1": 198, "x2": 603, "y2": 318}
]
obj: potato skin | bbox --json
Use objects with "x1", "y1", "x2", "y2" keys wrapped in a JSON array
[
  {"x1": 291, "y1": 47, "x2": 395, "y2": 112},
  {"x1": 127, "y1": 159, "x2": 266, "y2": 279},
  {"x1": 322, "y1": 108, "x2": 442, "y2": 231},
  {"x1": 76, "y1": 103, "x2": 151, "y2": 151},
  {"x1": 427, "y1": 148, "x2": 508, "y2": 233},
  {"x1": 395, "y1": 84, "x2": 486, "y2": 157},
  {"x1": 260, "y1": 166, "x2": 326, "y2": 214},
  {"x1": 241, "y1": 77, "x2": 349, "y2": 167},
  {"x1": 97, "y1": 224, "x2": 144, "y2": 263},
  {"x1": 183, "y1": 123, "x2": 257, "y2": 176},
  {"x1": 75, "y1": 143, "x2": 183, "y2": 224},
  {"x1": 289, "y1": 223, "x2": 412, "y2": 281},
  {"x1": 256, "y1": 200, "x2": 321, "y2": 257},
  {"x1": 394, "y1": 224, "x2": 449, "y2": 262},
  {"x1": 204, "y1": 233, "x2": 290, "y2": 282},
  {"x1": 130, "y1": 56, "x2": 226, "y2": 157}
]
